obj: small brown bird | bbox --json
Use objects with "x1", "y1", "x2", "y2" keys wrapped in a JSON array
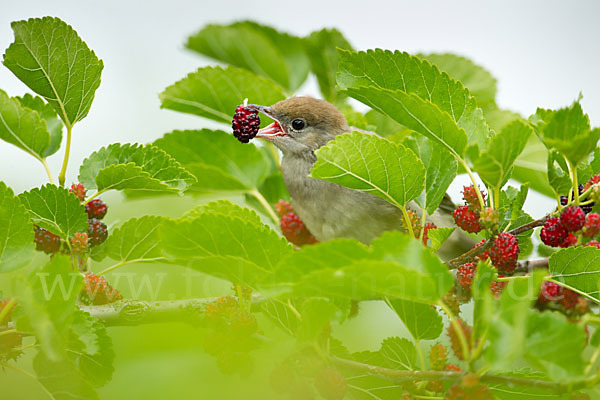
[{"x1": 250, "y1": 97, "x2": 457, "y2": 246}]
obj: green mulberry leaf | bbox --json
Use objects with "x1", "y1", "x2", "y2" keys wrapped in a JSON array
[
  {"x1": 338, "y1": 49, "x2": 491, "y2": 155},
  {"x1": 0, "y1": 181, "x2": 35, "y2": 272},
  {"x1": 153, "y1": 129, "x2": 271, "y2": 193},
  {"x1": 0, "y1": 89, "x2": 51, "y2": 161},
  {"x1": 3, "y1": 17, "x2": 103, "y2": 126},
  {"x1": 78, "y1": 143, "x2": 196, "y2": 193},
  {"x1": 159, "y1": 66, "x2": 285, "y2": 124},
  {"x1": 186, "y1": 21, "x2": 309, "y2": 91},
  {"x1": 304, "y1": 28, "x2": 353, "y2": 103},
  {"x1": 19, "y1": 184, "x2": 88, "y2": 239},
  {"x1": 312, "y1": 131, "x2": 425, "y2": 208},
  {"x1": 160, "y1": 213, "x2": 292, "y2": 287}
]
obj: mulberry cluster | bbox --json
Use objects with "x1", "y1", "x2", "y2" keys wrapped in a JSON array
[
  {"x1": 314, "y1": 368, "x2": 347, "y2": 400},
  {"x1": 80, "y1": 273, "x2": 123, "y2": 305},
  {"x1": 34, "y1": 226, "x2": 61, "y2": 254},
  {"x1": 0, "y1": 327, "x2": 23, "y2": 362},
  {"x1": 203, "y1": 295, "x2": 260, "y2": 375},
  {"x1": 72, "y1": 184, "x2": 110, "y2": 248},
  {"x1": 453, "y1": 186, "x2": 487, "y2": 233},
  {"x1": 33, "y1": 184, "x2": 110, "y2": 265},
  {"x1": 466, "y1": 233, "x2": 520, "y2": 276},
  {"x1": 427, "y1": 344, "x2": 462, "y2": 393},
  {"x1": 456, "y1": 263, "x2": 476, "y2": 291},
  {"x1": 404, "y1": 210, "x2": 438, "y2": 246},
  {"x1": 276, "y1": 200, "x2": 318, "y2": 246},
  {"x1": 69, "y1": 183, "x2": 87, "y2": 201},
  {"x1": 447, "y1": 318, "x2": 472, "y2": 361},
  {"x1": 232, "y1": 105, "x2": 260, "y2": 143},
  {"x1": 536, "y1": 281, "x2": 590, "y2": 318},
  {"x1": 541, "y1": 207, "x2": 600, "y2": 248},
  {"x1": 453, "y1": 205, "x2": 482, "y2": 233},
  {"x1": 490, "y1": 232, "x2": 520, "y2": 273},
  {"x1": 455, "y1": 261, "x2": 506, "y2": 297},
  {"x1": 445, "y1": 373, "x2": 494, "y2": 400}
]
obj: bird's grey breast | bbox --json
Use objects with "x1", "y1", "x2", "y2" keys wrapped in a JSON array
[{"x1": 281, "y1": 153, "x2": 403, "y2": 243}]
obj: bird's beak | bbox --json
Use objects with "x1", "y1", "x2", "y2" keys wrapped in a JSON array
[{"x1": 247, "y1": 104, "x2": 287, "y2": 139}]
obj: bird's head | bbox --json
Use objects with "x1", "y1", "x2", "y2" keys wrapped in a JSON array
[{"x1": 249, "y1": 97, "x2": 349, "y2": 155}]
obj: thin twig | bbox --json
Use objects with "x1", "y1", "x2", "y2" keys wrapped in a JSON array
[
  {"x1": 446, "y1": 217, "x2": 548, "y2": 269},
  {"x1": 513, "y1": 258, "x2": 549, "y2": 274}
]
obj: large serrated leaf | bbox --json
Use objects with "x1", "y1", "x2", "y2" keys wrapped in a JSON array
[
  {"x1": 3, "y1": 17, "x2": 103, "y2": 126},
  {"x1": 387, "y1": 298, "x2": 443, "y2": 340},
  {"x1": 18, "y1": 184, "x2": 88, "y2": 239},
  {"x1": 33, "y1": 352, "x2": 100, "y2": 400},
  {"x1": 0, "y1": 181, "x2": 35, "y2": 272},
  {"x1": 153, "y1": 129, "x2": 271, "y2": 192},
  {"x1": 404, "y1": 135, "x2": 457, "y2": 213},
  {"x1": 473, "y1": 119, "x2": 533, "y2": 188},
  {"x1": 546, "y1": 150, "x2": 593, "y2": 200},
  {"x1": 512, "y1": 133, "x2": 553, "y2": 198},
  {"x1": 524, "y1": 311, "x2": 586, "y2": 380},
  {"x1": 345, "y1": 86, "x2": 469, "y2": 159},
  {"x1": 17, "y1": 93, "x2": 63, "y2": 157},
  {"x1": 547, "y1": 151, "x2": 573, "y2": 197},
  {"x1": 69, "y1": 310, "x2": 115, "y2": 387},
  {"x1": 311, "y1": 131, "x2": 425, "y2": 208},
  {"x1": 532, "y1": 102, "x2": 600, "y2": 166},
  {"x1": 275, "y1": 232, "x2": 453, "y2": 303},
  {"x1": 297, "y1": 298, "x2": 337, "y2": 342},
  {"x1": 103, "y1": 216, "x2": 167, "y2": 264},
  {"x1": 337, "y1": 49, "x2": 490, "y2": 154},
  {"x1": 159, "y1": 66, "x2": 286, "y2": 124},
  {"x1": 549, "y1": 246, "x2": 600, "y2": 302},
  {"x1": 304, "y1": 28, "x2": 353, "y2": 103},
  {"x1": 420, "y1": 53, "x2": 497, "y2": 106},
  {"x1": 184, "y1": 200, "x2": 263, "y2": 227},
  {"x1": 78, "y1": 143, "x2": 196, "y2": 193},
  {"x1": 485, "y1": 271, "x2": 545, "y2": 373},
  {"x1": 0, "y1": 89, "x2": 51, "y2": 160},
  {"x1": 379, "y1": 337, "x2": 418, "y2": 370},
  {"x1": 486, "y1": 271, "x2": 587, "y2": 380},
  {"x1": 260, "y1": 299, "x2": 300, "y2": 336},
  {"x1": 186, "y1": 21, "x2": 309, "y2": 91},
  {"x1": 160, "y1": 213, "x2": 292, "y2": 286},
  {"x1": 370, "y1": 232, "x2": 454, "y2": 302},
  {"x1": 16, "y1": 255, "x2": 83, "y2": 361},
  {"x1": 270, "y1": 239, "x2": 370, "y2": 284}
]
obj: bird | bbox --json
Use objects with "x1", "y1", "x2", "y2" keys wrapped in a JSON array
[{"x1": 249, "y1": 96, "x2": 462, "y2": 248}]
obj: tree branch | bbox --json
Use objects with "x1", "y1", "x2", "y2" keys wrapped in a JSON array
[
  {"x1": 446, "y1": 217, "x2": 548, "y2": 269},
  {"x1": 79, "y1": 297, "x2": 264, "y2": 326},
  {"x1": 332, "y1": 356, "x2": 598, "y2": 394}
]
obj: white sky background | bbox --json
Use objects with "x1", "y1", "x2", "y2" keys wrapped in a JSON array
[{"x1": 1, "y1": 0, "x2": 599, "y2": 217}]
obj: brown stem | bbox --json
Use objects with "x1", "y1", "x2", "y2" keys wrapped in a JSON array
[
  {"x1": 446, "y1": 217, "x2": 548, "y2": 269},
  {"x1": 513, "y1": 258, "x2": 549, "y2": 274}
]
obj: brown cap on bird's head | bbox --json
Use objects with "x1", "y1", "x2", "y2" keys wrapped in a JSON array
[
  {"x1": 248, "y1": 96, "x2": 349, "y2": 154},
  {"x1": 271, "y1": 97, "x2": 348, "y2": 133}
]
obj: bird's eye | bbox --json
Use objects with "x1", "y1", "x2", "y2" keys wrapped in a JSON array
[{"x1": 291, "y1": 119, "x2": 305, "y2": 131}]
